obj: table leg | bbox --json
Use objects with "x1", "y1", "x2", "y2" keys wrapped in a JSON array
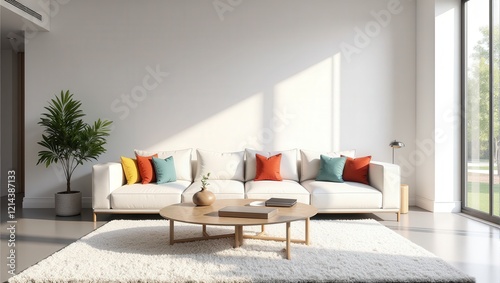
[
  {"x1": 286, "y1": 222, "x2": 291, "y2": 260},
  {"x1": 305, "y1": 217, "x2": 310, "y2": 245},
  {"x1": 202, "y1": 225, "x2": 209, "y2": 237},
  {"x1": 238, "y1": 226, "x2": 244, "y2": 245},
  {"x1": 234, "y1": 226, "x2": 238, "y2": 248},
  {"x1": 169, "y1": 219, "x2": 174, "y2": 245},
  {"x1": 234, "y1": 225, "x2": 243, "y2": 248}
]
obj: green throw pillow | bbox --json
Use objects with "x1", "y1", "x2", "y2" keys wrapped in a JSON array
[
  {"x1": 152, "y1": 156, "x2": 177, "y2": 184},
  {"x1": 315, "y1": 155, "x2": 346, "y2": 182}
]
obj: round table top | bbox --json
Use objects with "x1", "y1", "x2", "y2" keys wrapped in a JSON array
[{"x1": 159, "y1": 199, "x2": 318, "y2": 226}]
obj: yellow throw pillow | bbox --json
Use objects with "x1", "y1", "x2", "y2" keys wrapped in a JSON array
[{"x1": 120, "y1": 156, "x2": 141, "y2": 185}]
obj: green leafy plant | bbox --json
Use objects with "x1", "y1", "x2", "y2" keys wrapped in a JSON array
[
  {"x1": 201, "y1": 172, "x2": 211, "y2": 189},
  {"x1": 36, "y1": 90, "x2": 113, "y2": 193}
]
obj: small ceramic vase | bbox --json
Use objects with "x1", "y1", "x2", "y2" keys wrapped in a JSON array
[{"x1": 192, "y1": 188, "x2": 215, "y2": 206}]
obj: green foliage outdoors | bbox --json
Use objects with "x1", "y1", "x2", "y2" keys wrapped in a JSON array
[
  {"x1": 466, "y1": 25, "x2": 500, "y2": 215},
  {"x1": 36, "y1": 90, "x2": 113, "y2": 192},
  {"x1": 466, "y1": 26, "x2": 500, "y2": 168},
  {"x1": 466, "y1": 182, "x2": 500, "y2": 216}
]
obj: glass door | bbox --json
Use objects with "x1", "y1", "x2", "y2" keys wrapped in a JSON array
[
  {"x1": 463, "y1": 0, "x2": 500, "y2": 223},
  {"x1": 494, "y1": 0, "x2": 500, "y2": 218}
]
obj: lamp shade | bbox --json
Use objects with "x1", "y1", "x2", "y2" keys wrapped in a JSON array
[{"x1": 389, "y1": 140, "x2": 405, "y2": 148}]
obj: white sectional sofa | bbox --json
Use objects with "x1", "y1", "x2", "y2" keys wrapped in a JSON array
[{"x1": 92, "y1": 148, "x2": 401, "y2": 222}]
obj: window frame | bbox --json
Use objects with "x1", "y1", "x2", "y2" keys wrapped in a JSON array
[{"x1": 461, "y1": 0, "x2": 500, "y2": 225}]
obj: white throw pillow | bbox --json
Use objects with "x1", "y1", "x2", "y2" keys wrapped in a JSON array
[
  {"x1": 300, "y1": 149, "x2": 356, "y2": 182},
  {"x1": 134, "y1": 148, "x2": 193, "y2": 181},
  {"x1": 245, "y1": 149, "x2": 299, "y2": 181},
  {"x1": 195, "y1": 149, "x2": 245, "y2": 181}
]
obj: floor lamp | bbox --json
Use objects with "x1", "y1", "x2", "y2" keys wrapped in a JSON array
[
  {"x1": 389, "y1": 140, "x2": 405, "y2": 164},
  {"x1": 389, "y1": 139, "x2": 408, "y2": 214}
]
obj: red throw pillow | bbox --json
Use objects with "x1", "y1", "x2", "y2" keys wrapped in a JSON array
[
  {"x1": 255, "y1": 153, "x2": 283, "y2": 181},
  {"x1": 342, "y1": 155, "x2": 371, "y2": 185},
  {"x1": 136, "y1": 154, "x2": 158, "y2": 184}
]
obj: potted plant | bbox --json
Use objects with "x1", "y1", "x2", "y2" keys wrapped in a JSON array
[
  {"x1": 37, "y1": 90, "x2": 112, "y2": 216},
  {"x1": 192, "y1": 173, "x2": 215, "y2": 206}
]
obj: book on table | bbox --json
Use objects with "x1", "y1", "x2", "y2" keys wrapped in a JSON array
[
  {"x1": 218, "y1": 206, "x2": 278, "y2": 219},
  {"x1": 265, "y1": 198, "x2": 297, "y2": 207}
]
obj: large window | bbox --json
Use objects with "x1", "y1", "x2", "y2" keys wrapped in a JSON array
[{"x1": 463, "y1": 0, "x2": 500, "y2": 224}]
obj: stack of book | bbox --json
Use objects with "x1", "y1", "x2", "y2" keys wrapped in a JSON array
[
  {"x1": 218, "y1": 206, "x2": 277, "y2": 219},
  {"x1": 265, "y1": 198, "x2": 297, "y2": 207}
]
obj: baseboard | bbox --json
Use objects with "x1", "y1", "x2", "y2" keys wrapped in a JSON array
[
  {"x1": 415, "y1": 195, "x2": 461, "y2": 212},
  {"x1": 22, "y1": 197, "x2": 53, "y2": 208},
  {"x1": 22, "y1": 197, "x2": 92, "y2": 208}
]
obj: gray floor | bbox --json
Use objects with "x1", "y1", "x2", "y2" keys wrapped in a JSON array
[{"x1": 1, "y1": 194, "x2": 499, "y2": 283}]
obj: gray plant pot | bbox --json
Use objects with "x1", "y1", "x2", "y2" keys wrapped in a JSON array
[{"x1": 55, "y1": 191, "x2": 82, "y2": 216}]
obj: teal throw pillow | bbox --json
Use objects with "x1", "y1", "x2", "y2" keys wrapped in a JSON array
[
  {"x1": 152, "y1": 156, "x2": 177, "y2": 184},
  {"x1": 315, "y1": 155, "x2": 346, "y2": 182}
]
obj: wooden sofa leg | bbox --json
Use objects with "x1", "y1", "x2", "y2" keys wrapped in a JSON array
[
  {"x1": 397, "y1": 211, "x2": 400, "y2": 222},
  {"x1": 93, "y1": 212, "x2": 97, "y2": 223}
]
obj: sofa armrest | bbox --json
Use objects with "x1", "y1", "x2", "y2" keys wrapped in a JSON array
[
  {"x1": 368, "y1": 161, "x2": 400, "y2": 209},
  {"x1": 92, "y1": 162, "x2": 125, "y2": 209}
]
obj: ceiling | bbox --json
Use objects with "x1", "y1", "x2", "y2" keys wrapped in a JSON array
[{"x1": 1, "y1": 5, "x2": 27, "y2": 51}]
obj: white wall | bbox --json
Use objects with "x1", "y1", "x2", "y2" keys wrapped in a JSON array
[
  {"x1": 1, "y1": 49, "x2": 18, "y2": 197},
  {"x1": 24, "y1": 0, "x2": 417, "y2": 208},
  {"x1": 434, "y1": 0, "x2": 461, "y2": 211},
  {"x1": 416, "y1": 0, "x2": 436, "y2": 210},
  {"x1": 416, "y1": 0, "x2": 461, "y2": 212}
]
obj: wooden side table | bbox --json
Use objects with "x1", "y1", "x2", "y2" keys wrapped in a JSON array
[{"x1": 400, "y1": 184, "x2": 409, "y2": 214}]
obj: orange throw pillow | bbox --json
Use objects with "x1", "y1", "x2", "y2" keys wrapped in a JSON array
[
  {"x1": 136, "y1": 154, "x2": 158, "y2": 184},
  {"x1": 255, "y1": 153, "x2": 283, "y2": 181},
  {"x1": 342, "y1": 155, "x2": 371, "y2": 185}
]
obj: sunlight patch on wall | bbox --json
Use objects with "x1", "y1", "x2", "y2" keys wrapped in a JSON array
[
  {"x1": 332, "y1": 53, "x2": 341, "y2": 151},
  {"x1": 435, "y1": 6, "x2": 460, "y2": 204},
  {"x1": 146, "y1": 55, "x2": 343, "y2": 153},
  {"x1": 149, "y1": 93, "x2": 264, "y2": 152},
  {"x1": 272, "y1": 55, "x2": 341, "y2": 151}
]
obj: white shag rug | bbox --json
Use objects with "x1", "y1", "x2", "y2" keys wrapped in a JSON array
[{"x1": 9, "y1": 219, "x2": 474, "y2": 283}]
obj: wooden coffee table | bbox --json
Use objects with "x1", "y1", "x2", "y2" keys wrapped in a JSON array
[{"x1": 159, "y1": 199, "x2": 318, "y2": 259}]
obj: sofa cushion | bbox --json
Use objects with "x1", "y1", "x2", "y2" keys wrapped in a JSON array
[
  {"x1": 316, "y1": 155, "x2": 346, "y2": 183},
  {"x1": 255, "y1": 154, "x2": 283, "y2": 181},
  {"x1": 302, "y1": 180, "x2": 382, "y2": 209},
  {"x1": 135, "y1": 148, "x2": 193, "y2": 181},
  {"x1": 152, "y1": 156, "x2": 177, "y2": 184},
  {"x1": 182, "y1": 180, "x2": 245, "y2": 202},
  {"x1": 300, "y1": 149, "x2": 355, "y2": 182},
  {"x1": 110, "y1": 181, "x2": 191, "y2": 209},
  {"x1": 245, "y1": 180, "x2": 310, "y2": 204},
  {"x1": 120, "y1": 156, "x2": 141, "y2": 185},
  {"x1": 195, "y1": 149, "x2": 245, "y2": 181},
  {"x1": 136, "y1": 154, "x2": 157, "y2": 184},
  {"x1": 245, "y1": 149, "x2": 298, "y2": 181},
  {"x1": 343, "y1": 156, "x2": 372, "y2": 185}
]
